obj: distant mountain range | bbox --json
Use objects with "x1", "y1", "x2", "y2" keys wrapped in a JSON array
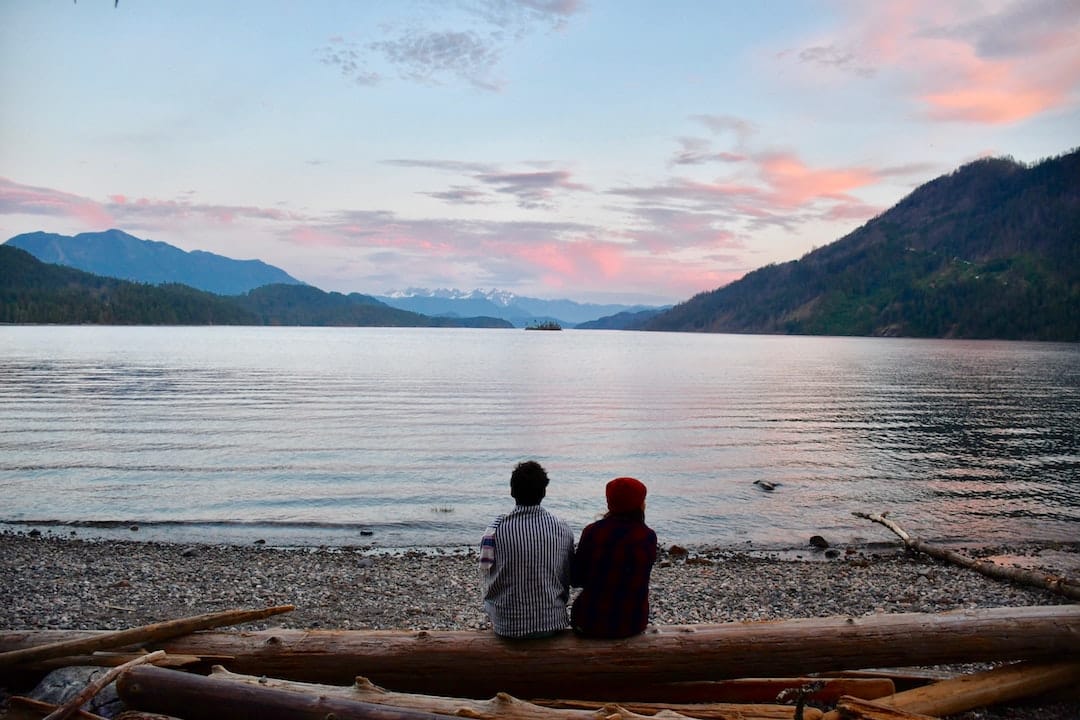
[
  {"x1": 3, "y1": 147, "x2": 1077, "y2": 337},
  {"x1": 375, "y1": 288, "x2": 666, "y2": 328},
  {"x1": 3, "y1": 230, "x2": 663, "y2": 327},
  {"x1": 6, "y1": 229, "x2": 305, "y2": 296},
  {"x1": 0, "y1": 246, "x2": 511, "y2": 328},
  {"x1": 639, "y1": 148, "x2": 1080, "y2": 341}
]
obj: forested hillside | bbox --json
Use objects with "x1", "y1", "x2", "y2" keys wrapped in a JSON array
[
  {"x1": 0, "y1": 246, "x2": 258, "y2": 325},
  {"x1": 235, "y1": 284, "x2": 511, "y2": 327},
  {"x1": 645, "y1": 149, "x2": 1079, "y2": 340}
]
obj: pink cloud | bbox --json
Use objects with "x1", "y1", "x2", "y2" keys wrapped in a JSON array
[
  {"x1": 109, "y1": 196, "x2": 298, "y2": 226},
  {"x1": 922, "y1": 85, "x2": 1061, "y2": 123},
  {"x1": 758, "y1": 152, "x2": 878, "y2": 207},
  {"x1": 489, "y1": 235, "x2": 727, "y2": 299},
  {"x1": 615, "y1": 151, "x2": 885, "y2": 224},
  {"x1": 797, "y1": 0, "x2": 1080, "y2": 125},
  {"x1": 288, "y1": 227, "x2": 344, "y2": 248},
  {"x1": 2, "y1": 178, "x2": 309, "y2": 234},
  {"x1": 0, "y1": 178, "x2": 114, "y2": 228}
]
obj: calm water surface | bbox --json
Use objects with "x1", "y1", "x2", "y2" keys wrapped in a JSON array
[{"x1": 1, "y1": 326, "x2": 1077, "y2": 549}]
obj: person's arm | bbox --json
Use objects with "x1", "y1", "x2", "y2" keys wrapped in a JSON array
[
  {"x1": 570, "y1": 525, "x2": 591, "y2": 588},
  {"x1": 478, "y1": 519, "x2": 499, "y2": 577}
]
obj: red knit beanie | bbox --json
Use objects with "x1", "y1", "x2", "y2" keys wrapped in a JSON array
[{"x1": 606, "y1": 476, "x2": 647, "y2": 514}]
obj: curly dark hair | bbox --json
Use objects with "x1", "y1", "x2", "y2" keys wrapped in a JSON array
[{"x1": 509, "y1": 460, "x2": 549, "y2": 505}]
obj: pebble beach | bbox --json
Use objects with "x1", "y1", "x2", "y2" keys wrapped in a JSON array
[{"x1": 1, "y1": 532, "x2": 1078, "y2": 719}]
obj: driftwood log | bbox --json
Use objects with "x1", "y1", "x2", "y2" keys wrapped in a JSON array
[
  {"x1": 0, "y1": 605, "x2": 293, "y2": 669},
  {"x1": 26, "y1": 652, "x2": 212, "y2": 671},
  {"x1": 2, "y1": 697, "x2": 108, "y2": 720},
  {"x1": 116, "y1": 665, "x2": 693, "y2": 720},
  {"x1": 208, "y1": 666, "x2": 817, "y2": 720},
  {"x1": 824, "y1": 659, "x2": 1080, "y2": 720},
  {"x1": 854, "y1": 511, "x2": 1080, "y2": 600},
  {"x1": 827, "y1": 698, "x2": 935, "y2": 719},
  {"x1": 538, "y1": 678, "x2": 895, "y2": 705},
  {"x1": 41, "y1": 651, "x2": 166, "y2": 720},
  {"x1": 7, "y1": 605, "x2": 1079, "y2": 699}
]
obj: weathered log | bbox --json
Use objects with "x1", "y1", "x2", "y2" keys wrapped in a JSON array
[
  {"x1": 27, "y1": 652, "x2": 213, "y2": 671},
  {"x1": 42, "y1": 650, "x2": 166, "y2": 720},
  {"x1": 2, "y1": 697, "x2": 107, "y2": 720},
  {"x1": 537, "y1": 678, "x2": 895, "y2": 704},
  {"x1": 821, "y1": 668, "x2": 953, "y2": 689},
  {"x1": 821, "y1": 660, "x2": 1080, "y2": 720},
  {"x1": 7, "y1": 605, "x2": 1079, "y2": 699},
  {"x1": 532, "y1": 697, "x2": 821, "y2": 719},
  {"x1": 116, "y1": 665, "x2": 691, "y2": 720},
  {"x1": 854, "y1": 511, "x2": 1080, "y2": 600},
  {"x1": 209, "y1": 667, "x2": 813, "y2": 720},
  {"x1": 829, "y1": 698, "x2": 936, "y2": 719},
  {"x1": 0, "y1": 605, "x2": 293, "y2": 669}
]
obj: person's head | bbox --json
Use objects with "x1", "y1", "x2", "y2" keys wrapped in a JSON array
[
  {"x1": 606, "y1": 476, "x2": 647, "y2": 519},
  {"x1": 510, "y1": 460, "x2": 549, "y2": 506}
]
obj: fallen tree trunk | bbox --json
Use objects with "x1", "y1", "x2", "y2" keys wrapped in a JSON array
[
  {"x1": 2, "y1": 697, "x2": 108, "y2": 720},
  {"x1": 824, "y1": 659, "x2": 1080, "y2": 720},
  {"x1": 42, "y1": 651, "x2": 166, "y2": 720},
  {"x1": 7, "y1": 605, "x2": 1079, "y2": 699},
  {"x1": 854, "y1": 511, "x2": 1080, "y2": 600},
  {"x1": 827, "y1": 698, "x2": 935, "y2": 719},
  {"x1": 533, "y1": 697, "x2": 820, "y2": 719},
  {"x1": 0, "y1": 605, "x2": 293, "y2": 669},
  {"x1": 538, "y1": 678, "x2": 895, "y2": 704},
  {"x1": 210, "y1": 667, "x2": 812, "y2": 720},
  {"x1": 116, "y1": 665, "x2": 691, "y2": 720},
  {"x1": 27, "y1": 652, "x2": 213, "y2": 671}
]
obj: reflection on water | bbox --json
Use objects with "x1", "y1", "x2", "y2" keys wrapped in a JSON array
[{"x1": 0, "y1": 326, "x2": 1076, "y2": 548}]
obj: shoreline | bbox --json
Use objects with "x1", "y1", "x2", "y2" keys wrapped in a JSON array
[
  {"x1": 7, "y1": 521, "x2": 1080, "y2": 559},
  {"x1": 3, "y1": 531, "x2": 1077, "y2": 633}
]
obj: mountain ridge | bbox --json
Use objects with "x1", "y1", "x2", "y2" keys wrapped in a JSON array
[
  {"x1": 641, "y1": 149, "x2": 1079, "y2": 341},
  {"x1": 6, "y1": 229, "x2": 305, "y2": 296}
]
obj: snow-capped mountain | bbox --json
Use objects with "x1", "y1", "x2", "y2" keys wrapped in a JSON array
[
  {"x1": 375, "y1": 288, "x2": 665, "y2": 328},
  {"x1": 382, "y1": 288, "x2": 518, "y2": 307}
]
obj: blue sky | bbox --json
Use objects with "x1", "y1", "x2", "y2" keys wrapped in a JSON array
[{"x1": 2, "y1": 1, "x2": 1077, "y2": 304}]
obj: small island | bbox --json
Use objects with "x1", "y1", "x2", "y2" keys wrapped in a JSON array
[{"x1": 525, "y1": 320, "x2": 562, "y2": 331}]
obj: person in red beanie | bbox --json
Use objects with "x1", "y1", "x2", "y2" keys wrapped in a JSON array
[{"x1": 570, "y1": 476, "x2": 658, "y2": 638}]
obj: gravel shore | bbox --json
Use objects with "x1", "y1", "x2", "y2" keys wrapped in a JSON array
[{"x1": 2, "y1": 532, "x2": 1077, "y2": 719}]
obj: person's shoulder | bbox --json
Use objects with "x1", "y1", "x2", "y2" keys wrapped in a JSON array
[{"x1": 547, "y1": 511, "x2": 574, "y2": 536}]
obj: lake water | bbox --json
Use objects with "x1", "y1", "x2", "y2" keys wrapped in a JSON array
[{"x1": 1, "y1": 326, "x2": 1077, "y2": 551}]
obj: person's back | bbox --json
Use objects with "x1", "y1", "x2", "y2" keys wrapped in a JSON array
[
  {"x1": 480, "y1": 461, "x2": 575, "y2": 638},
  {"x1": 571, "y1": 477, "x2": 657, "y2": 639}
]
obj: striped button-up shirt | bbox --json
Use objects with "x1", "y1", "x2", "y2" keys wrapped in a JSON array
[{"x1": 479, "y1": 504, "x2": 575, "y2": 638}]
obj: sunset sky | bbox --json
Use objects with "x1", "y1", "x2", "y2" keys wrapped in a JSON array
[{"x1": 2, "y1": 1, "x2": 1078, "y2": 304}]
